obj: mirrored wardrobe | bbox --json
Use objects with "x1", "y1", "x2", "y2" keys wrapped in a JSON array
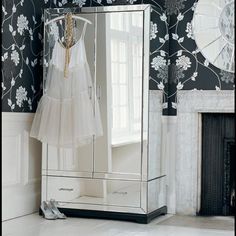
[{"x1": 41, "y1": 4, "x2": 167, "y2": 223}]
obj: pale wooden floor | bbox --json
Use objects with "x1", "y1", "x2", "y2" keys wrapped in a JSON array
[{"x1": 2, "y1": 213, "x2": 234, "y2": 236}]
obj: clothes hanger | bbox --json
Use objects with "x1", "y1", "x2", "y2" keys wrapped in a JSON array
[{"x1": 45, "y1": 14, "x2": 92, "y2": 26}]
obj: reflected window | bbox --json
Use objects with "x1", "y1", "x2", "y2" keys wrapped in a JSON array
[{"x1": 106, "y1": 12, "x2": 143, "y2": 145}]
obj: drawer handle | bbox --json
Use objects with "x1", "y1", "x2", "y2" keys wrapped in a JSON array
[
  {"x1": 58, "y1": 188, "x2": 74, "y2": 192},
  {"x1": 112, "y1": 191, "x2": 127, "y2": 195}
]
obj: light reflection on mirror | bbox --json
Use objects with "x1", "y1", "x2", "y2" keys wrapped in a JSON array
[{"x1": 105, "y1": 12, "x2": 143, "y2": 147}]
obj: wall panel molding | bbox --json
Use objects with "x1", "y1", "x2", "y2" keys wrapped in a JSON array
[{"x1": 2, "y1": 112, "x2": 42, "y2": 221}]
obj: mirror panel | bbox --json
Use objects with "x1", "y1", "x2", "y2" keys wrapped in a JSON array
[
  {"x1": 94, "y1": 11, "x2": 144, "y2": 180},
  {"x1": 147, "y1": 91, "x2": 164, "y2": 180},
  {"x1": 45, "y1": 145, "x2": 93, "y2": 177},
  {"x1": 43, "y1": 11, "x2": 96, "y2": 176},
  {"x1": 147, "y1": 177, "x2": 166, "y2": 213}
]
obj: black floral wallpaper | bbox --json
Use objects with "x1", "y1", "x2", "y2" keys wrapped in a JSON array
[
  {"x1": 1, "y1": 0, "x2": 235, "y2": 115},
  {"x1": 1, "y1": 0, "x2": 168, "y2": 112},
  {"x1": 166, "y1": 0, "x2": 234, "y2": 115}
]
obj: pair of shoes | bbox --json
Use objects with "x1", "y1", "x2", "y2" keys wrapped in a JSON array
[
  {"x1": 40, "y1": 199, "x2": 67, "y2": 220},
  {"x1": 48, "y1": 199, "x2": 67, "y2": 219}
]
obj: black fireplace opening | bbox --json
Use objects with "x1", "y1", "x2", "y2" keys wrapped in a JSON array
[
  {"x1": 228, "y1": 141, "x2": 235, "y2": 215},
  {"x1": 199, "y1": 113, "x2": 235, "y2": 216}
]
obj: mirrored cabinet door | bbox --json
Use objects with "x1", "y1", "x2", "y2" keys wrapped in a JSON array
[
  {"x1": 94, "y1": 11, "x2": 144, "y2": 181},
  {"x1": 43, "y1": 13, "x2": 96, "y2": 178}
]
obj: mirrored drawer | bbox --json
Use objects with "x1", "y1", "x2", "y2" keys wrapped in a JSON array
[{"x1": 46, "y1": 176, "x2": 142, "y2": 208}]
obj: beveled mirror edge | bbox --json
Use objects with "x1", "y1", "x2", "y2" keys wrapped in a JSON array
[
  {"x1": 81, "y1": 4, "x2": 150, "y2": 13},
  {"x1": 44, "y1": 5, "x2": 151, "y2": 17},
  {"x1": 141, "y1": 5, "x2": 151, "y2": 184}
]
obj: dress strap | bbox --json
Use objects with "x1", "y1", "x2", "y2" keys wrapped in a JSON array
[{"x1": 81, "y1": 22, "x2": 88, "y2": 39}]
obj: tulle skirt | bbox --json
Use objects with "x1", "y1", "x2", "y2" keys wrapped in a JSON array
[
  {"x1": 30, "y1": 65, "x2": 103, "y2": 148},
  {"x1": 30, "y1": 93, "x2": 103, "y2": 148}
]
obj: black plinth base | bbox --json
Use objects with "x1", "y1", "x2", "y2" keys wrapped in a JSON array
[{"x1": 40, "y1": 206, "x2": 167, "y2": 224}]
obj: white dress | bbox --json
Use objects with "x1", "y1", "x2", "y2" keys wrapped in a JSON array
[{"x1": 30, "y1": 23, "x2": 103, "y2": 148}]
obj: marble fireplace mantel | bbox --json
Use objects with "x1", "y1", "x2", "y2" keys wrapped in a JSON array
[{"x1": 173, "y1": 90, "x2": 234, "y2": 215}]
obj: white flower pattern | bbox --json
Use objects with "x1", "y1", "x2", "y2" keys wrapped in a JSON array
[
  {"x1": 28, "y1": 98, "x2": 32, "y2": 110},
  {"x1": 185, "y1": 22, "x2": 194, "y2": 39},
  {"x1": 164, "y1": 0, "x2": 187, "y2": 15},
  {"x1": 72, "y1": 0, "x2": 86, "y2": 7},
  {"x1": 158, "y1": 82, "x2": 165, "y2": 90},
  {"x1": 151, "y1": 56, "x2": 166, "y2": 70},
  {"x1": 176, "y1": 55, "x2": 191, "y2": 70},
  {"x1": 160, "y1": 13, "x2": 167, "y2": 22},
  {"x1": 157, "y1": 65, "x2": 168, "y2": 83},
  {"x1": 126, "y1": 0, "x2": 137, "y2": 4},
  {"x1": 17, "y1": 14, "x2": 29, "y2": 35},
  {"x1": 176, "y1": 82, "x2": 184, "y2": 90},
  {"x1": 177, "y1": 13, "x2": 184, "y2": 21},
  {"x1": 220, "y1": 70, "x2": 234, "y2": 83},
  {"x1": 11, "y1": 78, "x2": 15, "y2": 86},
  {"x1": 11, "y1": 50, "x2": 20, "y2": 66},
  {"x1": 169, "y1": 64, "x2": 185, "y2": 84},
  {"x1": 16, "y1": 86, "x2": 28, "y2": 107},
  {"x1": 150, "y1": 22, "x2": 158, "y2": 40},
  {"x1": 2, "y1": 82, "x2": 6, "y2": 90}
]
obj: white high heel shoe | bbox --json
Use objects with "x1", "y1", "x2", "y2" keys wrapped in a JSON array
[
  {"x1": 40, "y1": 201, "x2": 57, "y2": 220},
  {"x1": 48, "y1": 199, "x2": 67, "y2": 219}
]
